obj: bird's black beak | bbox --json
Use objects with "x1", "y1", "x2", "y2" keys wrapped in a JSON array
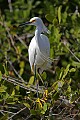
[{"x1": 18, "y1": 21, "x2": 31, "y2": 27}]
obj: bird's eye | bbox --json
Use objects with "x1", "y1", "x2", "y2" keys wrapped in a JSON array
[{"x1": 30, "y1": 20, "x2": 36, "y2": 23}]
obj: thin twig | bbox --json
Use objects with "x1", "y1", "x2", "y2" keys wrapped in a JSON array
[
  {"x1": 62, "y1": 39, "x2": 80, "y2": 62},
  {"x1": 66, "y1": 46, "x2": 80, "y2": 62},
  {"x1": 0, "y1": 111, "x2": 5, "y2": 116},
  {"x1": 0, "y1": 110, "x2": 15, "y2": 115},
  {"x1": 8, "y1": 0, "x2": 13, "y2": 12},
  {"x1": 3, "y1": 22, "x2": 16, "y2": 50},
  {"x1": 2, "y1": 75, "x2": 44, "y2": 93},
  {"x1": 8, "y1": 60, "x2": 24, "y2": 82},
  {"x1": 8, "y1": 107, "x2": 26, "y2": 120},
  {"x1": 15, "y1": 34, "x2": 28, "y2": 49},
  {"x1": 25, "y1": 114, "x2": 32, "y2": 120},
  {"x1": 5, "y1": 56, "x2": 24, "y2": 82},
  {"x1": 66, "y1": 112, "x2": 79, "y2": 119},
  {"x1": 75, "y1": 96, "x2": 80, "y2": 103}
]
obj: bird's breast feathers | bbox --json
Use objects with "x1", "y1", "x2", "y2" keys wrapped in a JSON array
[{"x1": 28, "y1": 34, "x2": 50, "y2": 68}]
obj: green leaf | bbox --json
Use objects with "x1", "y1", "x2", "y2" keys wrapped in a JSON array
[
  {"x1": 42, "y1": 72, "x2": 47, "y2": 80},
  {"x1": 20, "y1": 61, "x2": 25, "y2": 68},
  {"x1": 67, "y1": 78, "x2": 72, "y2": 85},
  {"x1": 62, "y1": 11, "x2": 67, "y2": 23},
  {"x1": 0, "y1": 71, "x2": 2, "y2": 81},
  {"x1": 53, "y1": 92, "x2": 59, "y2": 100},
  {"x1": 8, "y1": 102, "x2": 15, "y2": 105},
  {"x1": 43, "y1": 102, "x2": 47, "y2": 112},
  {"x1": 23, "y1": 103, "x2": 30, "y2": 108},
  {"x1": 16, "y1": 85, "x2": 20, "y2": 91},
  {"x1": 20, "y1": 68, "x2": 24, "y2": 75},
  {"x1": 58, "y1": 5, "x2": 62, "y2": 24},
  {"x1": 41, "y1": 110, "x2": 45, "y2": 114},
  {"x1": 59, "y1": 70, "x2": 63, "y2": 80},
  {"x1": 11, "y1": 89, "x2": 15, "y2": 96},
  {"x1": 45, "y1": 14, "x2": 54, "y2": 22},
  {"x1": 3, "y1": 65, "x2": 8, "y2": 75},
  {"x1": 71, "y1": 61, "x2": 80, "y2": 68},
  {"x1": 0, "y1": 86, "x2": 6, "y2": 93},
  {"x1": 62, "y1": 64, "x2": 70, "y2": 79},
  {"x1": 28, "y1": 76, "x2": 34, "y2": 86},
  {"x1": 30, "y1": 109, "x2": 36, "y2": 115},
  {"x1": 69, "y1": 68, "x2": 76, "y2": 72},
  {"x1": 67, "y1": 85, "x2": 71, "y2": 93},
  {"x1": 16, "y1": 46, "x2": 21, "y2": 55}
]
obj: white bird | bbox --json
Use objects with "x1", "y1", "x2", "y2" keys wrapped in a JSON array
[
  {"x1": 19, "y1": 17, "x2": 51, "y2": 74},
  {"x1": 19, "y1": 17, "x2": 51, "y2": 97}
]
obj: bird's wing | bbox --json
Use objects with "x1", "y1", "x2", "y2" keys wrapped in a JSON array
[
  {"x1": 40, "y1": 34, "x2": 50, "y2": 57},
  {"x1": 28, "y1": 34, "x2": 50, "y2": 73}
]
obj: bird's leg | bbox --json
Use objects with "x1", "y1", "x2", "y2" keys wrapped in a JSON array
[
  {"x1": 37, "y1": 70, "x2": 43, "y2": 84},
  {"x1": 34, "y1": 63, "x2": 38, "y2": 97},
  {"x1": 34, "y1": 50, "x2": 39, "y2": 98}
]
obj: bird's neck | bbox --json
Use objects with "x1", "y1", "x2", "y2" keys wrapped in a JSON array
[
  {"x1": 35, "y1": 26, "x2": 42, "y2": 46},
  {"x1": 35, "y1": 26, "x2": 42, "y2": 36}
]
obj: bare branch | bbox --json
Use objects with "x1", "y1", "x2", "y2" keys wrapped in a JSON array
[
  {"x1": 62, "y1": 38, "x2": 80, "y2": 62},
  {"x1": 15, "y1": 34, "x2": 28, "y2": 49},
  {"x1": 2, "y1": 75, "x2": 44, "y2": 93},
  {"x1": 66, "y1": 46, "x2": 80, "y2": 62},
  {"x1": 8, "y1": 0, "x2": 13, "y2": 12},
  {"x1": 0, "y1": 110, "x2": 15, "y2": 115},
  {"x1": 8, "y1": 107, "x2": 26, "y2": 120}
]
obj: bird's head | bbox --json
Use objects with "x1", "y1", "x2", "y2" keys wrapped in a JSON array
[
  {"x1": 29, "y1": 17, "x2": 43, "y2": 26},
  {"x1": 19, "y1": 17, "x2": 50, "y2": 34}
]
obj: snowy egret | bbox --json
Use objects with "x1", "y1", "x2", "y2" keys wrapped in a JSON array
[{"x1": 19, "y1": 17, "x2": 51, "y2": 97}]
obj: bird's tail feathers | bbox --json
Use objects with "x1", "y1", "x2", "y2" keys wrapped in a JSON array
[{"x1": 46, "y1": 60, "x2": 52, "y2": 69}]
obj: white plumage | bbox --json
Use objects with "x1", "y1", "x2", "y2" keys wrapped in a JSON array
[
  {"x1": 19, "y1": 17, "x2": 51, "y2": 74},
  {"x1": 28, "y1": 33, "x2": 50, "y2": 73},
  {"x1": 28, "y1": 17, "x2": 51, "y2": 74}
]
